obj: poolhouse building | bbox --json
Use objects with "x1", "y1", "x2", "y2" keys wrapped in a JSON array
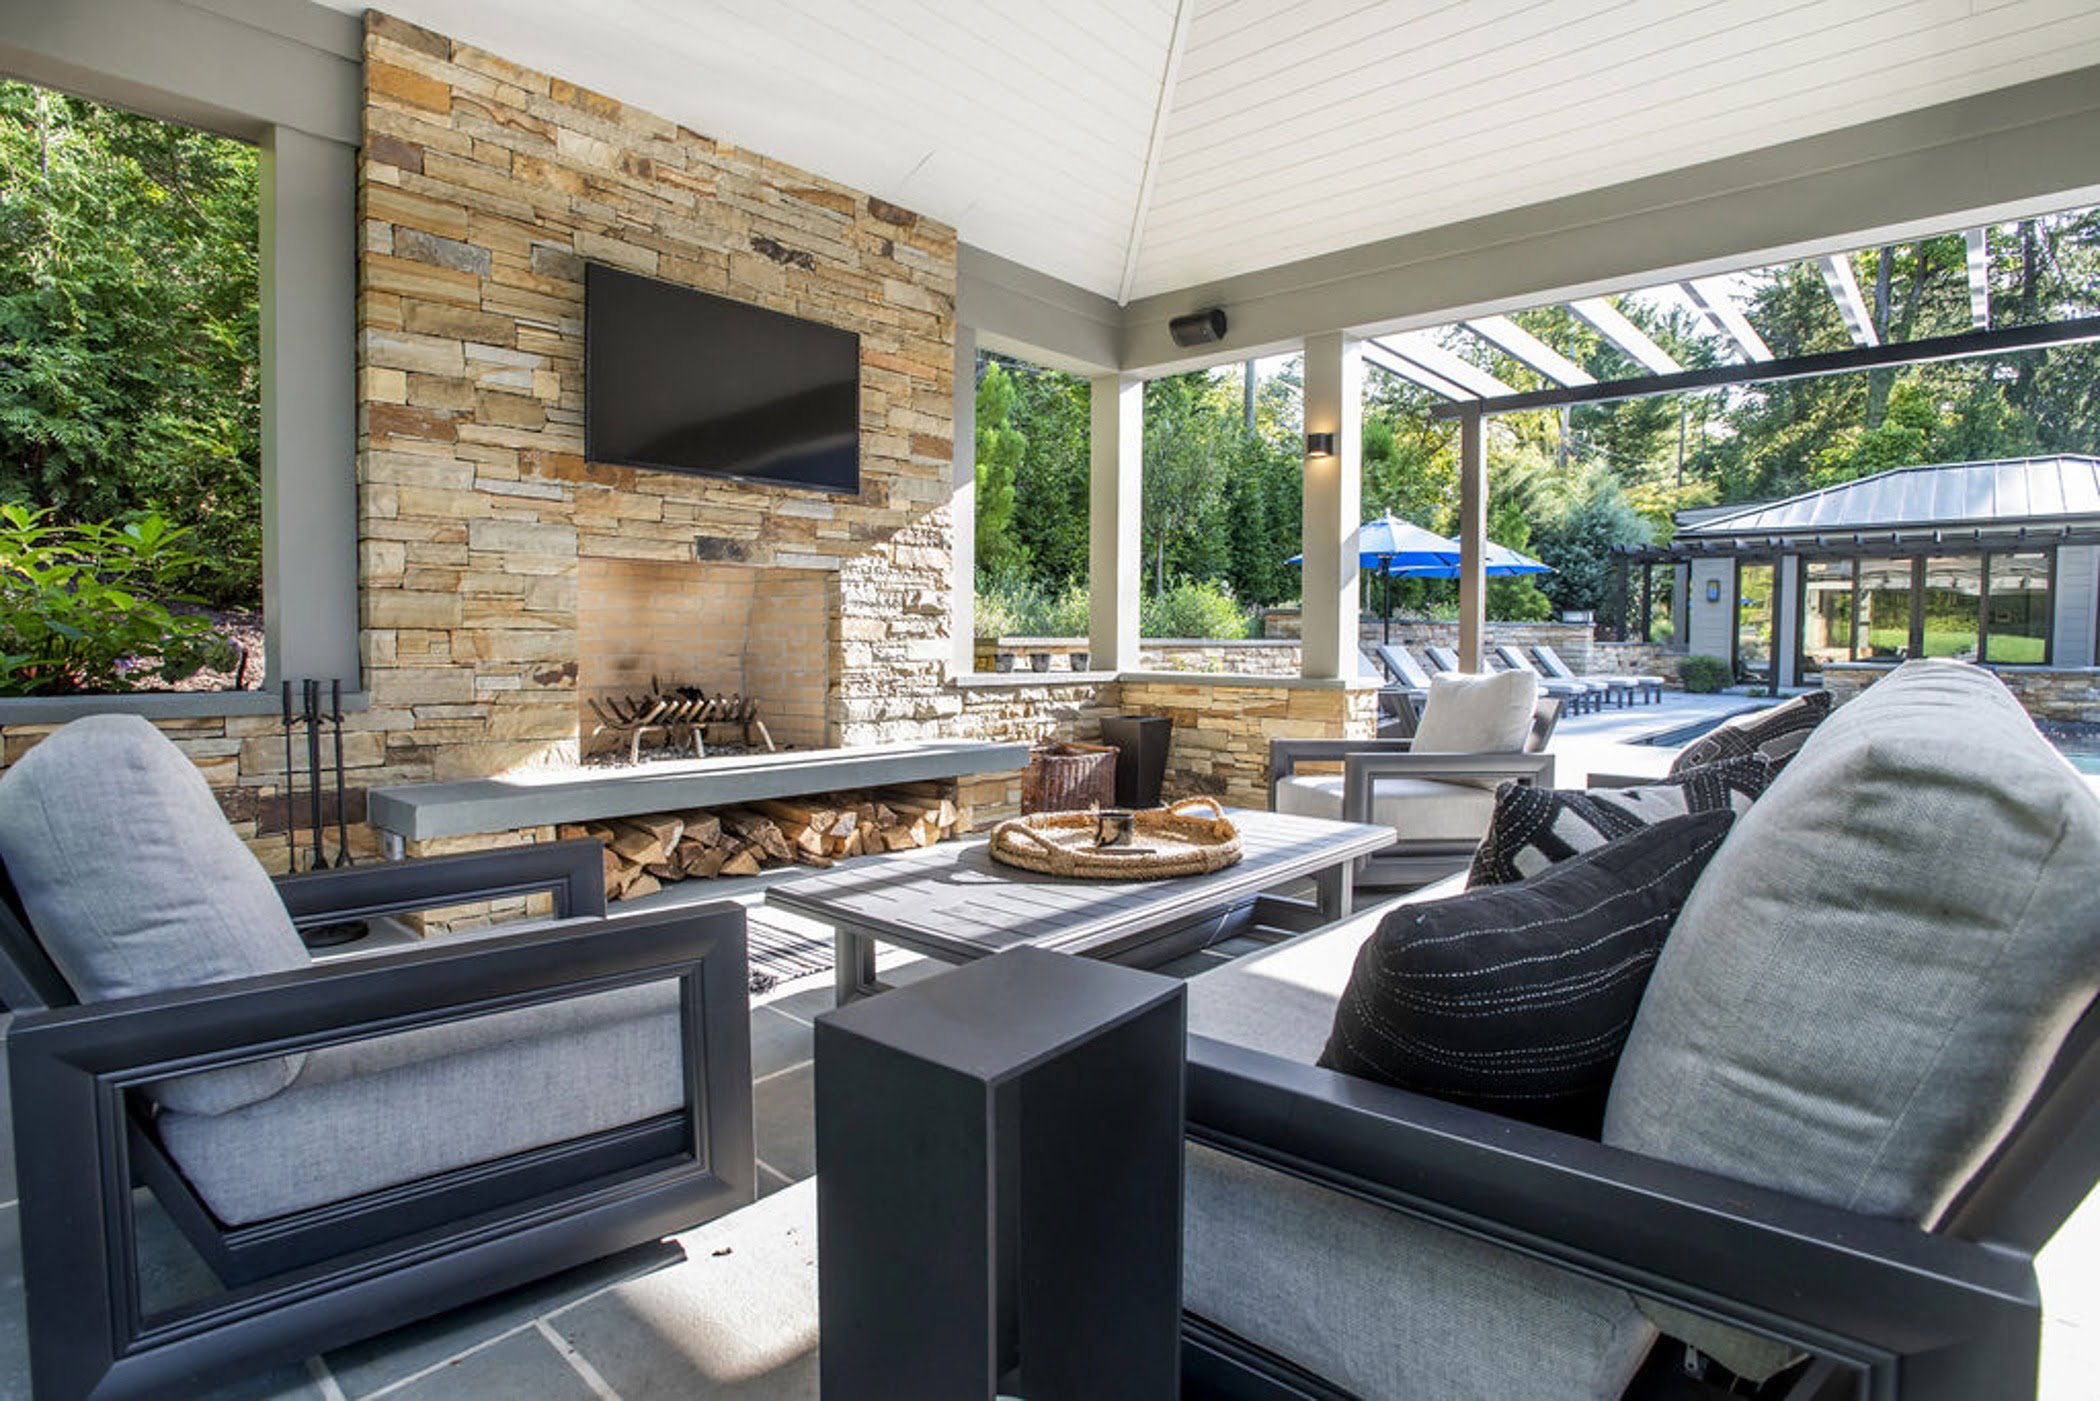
[{"x1": 1628, "y1": 455, "x2": 2100, "y2": 693}]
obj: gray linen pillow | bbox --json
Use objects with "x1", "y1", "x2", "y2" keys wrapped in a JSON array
[
  {"x1": 1604, "y1": 660, "x2": 2100, "y2": 1375},
  {"x1": 0, "y1": 714, "x2": 309, "y2": 1113}
]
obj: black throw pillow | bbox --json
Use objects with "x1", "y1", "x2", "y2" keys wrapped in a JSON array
[
  {"x1": 1467, "y1": 754, "x2": 1770, "y2": 887},
  {"x1": 1667, "y1": 689, "x2": 1832, "y2": 776},
  {"x1": 1319, "y1": 809, "x2": 1735, "y2": 1137}
]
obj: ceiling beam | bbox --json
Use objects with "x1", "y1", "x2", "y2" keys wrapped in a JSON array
[
  {"x1": 1568, "y1": 297, "x2": 1681, "y2": 374},
  {"x1": 1363, "y1": 341, "x2": 1475, "y2": 401},
  {"x1": 1113, "y1": 0, "x2": 1193, "y2": 307},
  {"x1": 1378, "y1": 332, "x2": 1516, "y2": 398},
  {"x1": 1818, "y1": 254, "x2": 1879, "y2": 346},
  {"x1": 1966, "y1": 228, "x2": 1991, "y2": 330},
  {"x1": 1430, "y1": 313, "x2": 2100, "y2": 419},
  {"x1": 1681, "y1": 278, "x2": 1772, "y2": 362},
  {"x1": 1462, "y1": 315, "x2": 1595, "y2": 386}
]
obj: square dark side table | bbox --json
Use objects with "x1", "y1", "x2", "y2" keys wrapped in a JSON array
[{"x1": 814, "y1": 947, "x2": 1185, "y2": 1400}]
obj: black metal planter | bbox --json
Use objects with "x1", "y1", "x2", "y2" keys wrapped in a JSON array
[{"x1": 1100, "y1": 714, "x2": 1172, "y2": 808}]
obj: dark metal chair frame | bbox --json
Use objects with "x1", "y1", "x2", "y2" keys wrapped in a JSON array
[
  {"x1": 1267, "y1": 698, "x2": 1560, "y2": 889},
  {"x1": 0, "y1": 840, "x2": 755, "y2": 1401}
]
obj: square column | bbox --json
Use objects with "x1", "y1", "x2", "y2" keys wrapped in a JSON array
[
  {"x1": 1457, "y1": 403, "x2": 1487, "y2": 671},
  {"x1": 1301, "y1": 333, "x2": 1362, "y2": 679},
  {"x1": 1090, "y1": 375, "x2": 1143, "y2": 672},
  {"x1": 950, "y1": 325, "x2": 978, "y2": 677}
]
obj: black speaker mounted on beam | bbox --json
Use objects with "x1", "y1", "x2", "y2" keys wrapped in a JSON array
[{"x1": 1168, "y1": 307, "x2": 1228, "y2": 348}]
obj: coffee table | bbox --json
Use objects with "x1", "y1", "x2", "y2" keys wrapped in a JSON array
[{"x1": 767, "y1": 807, "x2": 1393, "y2": 1003}]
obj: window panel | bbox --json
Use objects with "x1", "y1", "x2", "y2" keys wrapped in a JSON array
[
  {"x1": 1799, "y1": 558, "x2": 1855, "y2": 673},
  {"x1": 1920, "y1": 556, "x2": 1982, "y2": 659},
  {"x1": 1857, "y1": 557, "x2": 1914, "y2": 660},
  {"x1": 1984, "y1": 551, "x2": 2050, "y2": 664}
]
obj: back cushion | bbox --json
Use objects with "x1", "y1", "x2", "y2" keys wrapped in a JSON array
[
  {"x1": 1412, "y1": 670, "x2": 1538, "y2": 755},
  {"x1": 1606, "y1": 661, "x2": 2100, "y2": 1225},
  {"x1": 0, "y1": 714, "x2": 309, "y2": 1113}
]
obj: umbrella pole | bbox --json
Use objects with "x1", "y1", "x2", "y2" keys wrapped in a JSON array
[{"x1": 1382, "y1": 555, "x2": 1392, "y2": 643}]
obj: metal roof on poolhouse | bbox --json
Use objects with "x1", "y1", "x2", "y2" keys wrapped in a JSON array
[{"x1": 1679, "y1": 455, "x2": 2100, "y2": 539}]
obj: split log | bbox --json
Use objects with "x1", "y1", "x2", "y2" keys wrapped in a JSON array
[
  {"x1": 607, "y1": 821, "x2": 671, "y2": 866},
  {"x1": 643, "y1": 860, "x2": 684, "y2": 882},
  {"x1": 624, "y1": 872, "x2": 662, "y2": 900},
  {"x1": 720, "y1": 846, "x2": 763, "y2": 878},
  {"x1": 683, "y1": 844, "x2": 730, "y2": 879},
  {"x1": 672, "y1": 810, "x2": 723, "y2": 848}
]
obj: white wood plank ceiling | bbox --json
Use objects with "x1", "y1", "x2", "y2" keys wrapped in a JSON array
[{"x1": 326, "y1": 0, "x2": 2100, "y2": 305}]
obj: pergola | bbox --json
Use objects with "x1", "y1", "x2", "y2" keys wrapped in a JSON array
[{"x1": 1354, "y1": 261, "x2": 2100, "y2": 671}]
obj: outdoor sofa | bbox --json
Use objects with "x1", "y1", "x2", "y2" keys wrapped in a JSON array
[
  {"x1": 1196, "y1": 660, "x2": 2100, "y2": 1398},
  {"x1": 0, "y1": 715, "x2": 755, "y2": 1401}
]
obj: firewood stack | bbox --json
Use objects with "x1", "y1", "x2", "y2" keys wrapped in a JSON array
[{"x1": 561, "y1": 783, "x2": 973, "y2": 902}]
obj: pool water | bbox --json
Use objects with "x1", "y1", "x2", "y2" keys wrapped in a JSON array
[{"x1": 2041, "y1": 725, "x2": 2100, "y2": 775}]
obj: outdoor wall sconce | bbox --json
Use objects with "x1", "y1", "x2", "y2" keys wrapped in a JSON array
[
  {"x1": 1305, "y1": 432, "x2": 1337, "y2": 457},
  {"x1": 1706, "y1": 579, "x2": 1723, "y2": 602}
]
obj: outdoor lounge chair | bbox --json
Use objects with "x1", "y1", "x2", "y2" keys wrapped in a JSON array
[
  {"x1": 1493, "y1": 642, "x2": 1606, "y2": 714},
  {"x1": 1269, "y1": 671, "x2": 1559, "y2": 888},
  {"x1": 1359, "y1": 648, "x2": 1424, "y2": 737},
  {"x1": 1532, "y1": 641, "x2": 1665, "y2": 705},
  {"x1": 1373, "y1": 642, "x2": 1440, "y2": 700},
  {"x1": 1188, "y1": 660, "x2": 2100, "y2": 1399},
  {"x1": 0, "y1": 716, "x2": 755, "y2": 1401}
]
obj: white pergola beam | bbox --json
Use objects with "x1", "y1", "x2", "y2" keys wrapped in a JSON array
[
  {"x1": 1462, "y1": 315, "x2": 1595, "y2": 386},
  {"x1": 1966, "y1": 227, "x2": 1991, "y2": 330},
  {"x1": 1381, "y1": 332, "x2": 1516, "y2": 398},
  {"x1": 1681, "y1": 278, "x2": 1772, "y2": 362},
  {"x1": 1818, "y1": 254, "x2": 1879, "y2": 347},
  {"x1": 1363, "y1": 341, "x2": 1476, "y2": 401},
  {"x1": 1568, "y1": 297, "x2": 1681, "y2": 374}
]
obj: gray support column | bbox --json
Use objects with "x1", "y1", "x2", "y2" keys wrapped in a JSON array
[
  {"x1": 260, "y1": 124, "x2": 358, "y2": 689},
  {"x1": 1776, "y1": 554, "x2": 1801, "y2": 689},
  {"x1": 1457, "y1": 404, "x2": 1487, "y2": 671},
  {"x1": 1089, "y1": 375, "x2": 1142, "y2": 672},
  {"x1": 1300, "y1": 333, "x2": 1361, "y2": 680},
  {"x1": 950, "y1": 326, "x2": 978, "y2": 677}
]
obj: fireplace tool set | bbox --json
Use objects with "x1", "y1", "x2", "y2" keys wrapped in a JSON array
[{"x1": 280, "y1": 679, "x2": 366, "y2": 948}]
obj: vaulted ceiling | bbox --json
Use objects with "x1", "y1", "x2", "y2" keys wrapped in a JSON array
[{"x1": 322, "y1": 1, "x2": 2100, "y2": 305}]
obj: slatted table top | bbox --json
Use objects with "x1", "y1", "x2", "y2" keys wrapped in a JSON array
[{"x1": 766, "y1": 807, "x2": 1392, "y2": 966}]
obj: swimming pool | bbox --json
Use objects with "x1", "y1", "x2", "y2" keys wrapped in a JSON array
[{"x1": 1638, "y1": 706, "x2": 2100, "y2": 774}]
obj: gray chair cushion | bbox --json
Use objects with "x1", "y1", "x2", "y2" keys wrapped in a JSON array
[
  {"x1": 1606, "y1": 659, "x2": 2100, "y2": 1376},
  {"x1": 157, "y1": 980, "x2": 685, "y2": 1224},
  {"x1": 1273, "y1": 772, "x2": 1497, "y2": 843},
  {"x1": 0, "y1": 714, "x2": 308, "y2": 1114},
  {"x1": 1186, "y1": 1139, "x2": 1654, "y2": 1399}
]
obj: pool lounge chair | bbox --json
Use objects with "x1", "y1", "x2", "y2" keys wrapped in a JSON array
[
  {"x1": 1359, "y1": 648, "x2": 1424, "y2": 737},
  {"x1": 1492, "y1": 643, "x2": 1606, "y2": 714},
  {"x1": 1531, "y1": 642, "x2": 1663, "y2": 706}
]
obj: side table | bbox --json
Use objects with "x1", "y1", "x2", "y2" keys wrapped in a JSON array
[{"x1": 814, "y1": 947, "x2": 1185, "y2": 1399}]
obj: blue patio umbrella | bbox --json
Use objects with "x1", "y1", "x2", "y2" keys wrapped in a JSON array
[
  {"x1": 1385, "y1": 539, "x2": 1554, "y2": 579},
  {"x1": 1287, "y1": 513, "x2": 1463, "y2": 641}
]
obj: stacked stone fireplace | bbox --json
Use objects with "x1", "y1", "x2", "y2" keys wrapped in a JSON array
[{"x1": 578, "y1": 557, "x2": 832, "y2": 756}]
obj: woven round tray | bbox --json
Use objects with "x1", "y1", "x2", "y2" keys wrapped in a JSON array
[{"x1": 988, "y1": 798, "x2": 1242, "y2": 880}]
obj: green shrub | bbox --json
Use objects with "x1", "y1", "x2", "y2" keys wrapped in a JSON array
[
  {"x1": 974, "y1": 573, "x2": 1090, "y2": 638},
  {"x1": 1142, "y1": 579, "x2": 1255, "y2": 639},
  {"x1": 1679, "y1": 654, "x2": 1732, "y2": 693},
  {"x1": 0, "y1": 505, "x2": 236, "y2": 694}
]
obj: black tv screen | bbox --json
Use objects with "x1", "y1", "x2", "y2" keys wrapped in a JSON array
[{"x1": 585, "y1": 262, "x2": 860, "y2": 494}]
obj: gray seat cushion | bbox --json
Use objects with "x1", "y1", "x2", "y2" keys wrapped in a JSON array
[
  {"x1": 1273, "y1": 772, "x2": 1497, "y2": 843},
  {"x1": 1606, "y1": 659, "x2": 2100, "y2": 1374},
  {"x1": 1185, "y1": 888, "x2": 1655, "y2": 1396},
  {"x1": 0, "y1": 714, "x2": 309, "y2": 1114},
  {"x1": 158, "y1": 980, "x2": 685, "y2": 1224}
]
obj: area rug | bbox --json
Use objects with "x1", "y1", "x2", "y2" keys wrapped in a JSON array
[{"x1": 747, "y1": 922, "x2": 832, "y2": 993}]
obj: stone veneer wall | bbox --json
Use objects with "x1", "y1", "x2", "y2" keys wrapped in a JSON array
[
  {"x1": 1116, "y1": 678, "x2": 1379, "y2": 808},
  {"x1": 356, "y1": 12, "x2": 958, "y2": 799},
  {"x1": 1823, "y1": 663, "x2": 2100, "y2": 721}
]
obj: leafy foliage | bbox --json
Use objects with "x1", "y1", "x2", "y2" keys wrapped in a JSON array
[
  {"x1": 1140, "y1": 579, "x2": 1255, "y2": 640},
  {"x1": 973, "y1": 362, "x2": 1028, "y2": 580},
  {"x1": 0, "y1": 80, "x2": 260, "y2": 607},
  {"x1": 0, "y1": 504, "x2": 237, "y2": 694},
  {"x1": 1679, "y1": 655, "x2": 1733, "y2": 693},
  {"x1": 973, "y1": 573, "x2": 1090, "y2": 639}
]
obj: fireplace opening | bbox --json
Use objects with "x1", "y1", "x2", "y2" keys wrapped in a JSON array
[{"x1": 578, "y1": 557, "x2": 831, "y2": 763}]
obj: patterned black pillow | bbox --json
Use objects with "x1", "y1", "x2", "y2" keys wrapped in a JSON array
[
  {"x1": 1319, "y1": 809, "x2": 1735, "y2": 1137},
  {"x1": 1668, "y1": 690, "x2": 1833, "y2": 776},
  {"x1": 1467, "y1": 754, "x2": 1769, "y2": 887}
]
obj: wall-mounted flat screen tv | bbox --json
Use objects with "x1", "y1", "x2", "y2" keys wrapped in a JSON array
[{"x1": 585, "y1": 262, "x2": 860, "y2": 495}]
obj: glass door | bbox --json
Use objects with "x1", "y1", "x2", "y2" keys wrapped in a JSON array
[{"x1": 1736, "y1": 561, "x2": 1774, "y2": 687}]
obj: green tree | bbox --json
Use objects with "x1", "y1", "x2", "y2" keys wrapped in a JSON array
[
  {"x1": 0, "y1": 80, "x2": 260, "y2": 605},
  {"x1": 1140, "y1": 372, "x2": 1232, "y2": 593},
  {"x1": 972, "y1": 360, "x2": 1028, "y2": 580}
]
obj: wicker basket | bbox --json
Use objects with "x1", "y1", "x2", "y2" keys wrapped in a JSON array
[
  {"x1": 1021, "y1": 741, "x2": 1117, "y2": 814},
  {"x1": 988, "y1": 798, "x2": 1242, "y2": 880}
]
